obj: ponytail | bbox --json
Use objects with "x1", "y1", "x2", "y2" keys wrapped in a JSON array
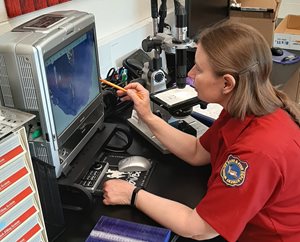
[{"x1": 274, "y1": 88, "x2": 300, "y2": 127}]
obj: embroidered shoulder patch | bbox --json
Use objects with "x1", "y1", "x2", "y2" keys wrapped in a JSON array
[{"x1": 220, "y1": 155, "x2": 249, "y2": 187}]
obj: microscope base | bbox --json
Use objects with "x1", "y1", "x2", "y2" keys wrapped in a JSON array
[{"x1": 128, "y1": 115, "x2": 209, "y2": 154}]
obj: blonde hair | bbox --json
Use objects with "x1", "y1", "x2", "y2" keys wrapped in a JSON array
[{"x1": 197, "y1": 21, "x2": 300, "y2": 126}]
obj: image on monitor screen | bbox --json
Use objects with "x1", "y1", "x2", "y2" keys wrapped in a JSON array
[{"x1": 45, "y1": 29, "x2": 100, "y2": 136}]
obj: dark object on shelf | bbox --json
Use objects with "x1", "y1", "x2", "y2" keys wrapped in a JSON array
[
  {"x1": 271, "y1": 47, "x2": 284, "y2": 56},
  {"x1": 272, "y1": 49, "x2": 300, "y2": 65},
  {"x1": 123, "y1": 49, "x2": 151, "y2": 79}
]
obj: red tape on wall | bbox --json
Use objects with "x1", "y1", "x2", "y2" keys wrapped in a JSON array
[{"x1": 4, "y1": 0, "x2": 71, "y2": 18}]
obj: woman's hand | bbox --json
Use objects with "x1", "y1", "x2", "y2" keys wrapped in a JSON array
[
  {"x1": 102, "y1": 179, "x2": 135, "y2": 206},
  {"x1": 117, "y1": 82, "x2": 153, "y2": 122}
]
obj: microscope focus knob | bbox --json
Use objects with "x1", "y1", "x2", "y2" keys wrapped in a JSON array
[
  {"x1": 142, "y1": 36, "x2": 163, "y2": 53},
  {"x1": 153, "y1": 71, "x2": 165, "y2": 83},
  {"x1": 150, "y1": 69, "x2": 167, "y2": 93}
]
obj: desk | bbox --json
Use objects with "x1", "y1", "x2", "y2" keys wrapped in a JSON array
[{"x1": 54, "y1": 121, "x2": 226, "y2": 242}]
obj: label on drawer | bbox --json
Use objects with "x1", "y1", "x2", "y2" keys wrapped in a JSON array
[
  {"x1": 0, "y1": 201, "x2": 37, "y2": 240},
  {"x1": 0, "y1": 132, "x2": 25, "y2": 169},
  {"x1": 0, "y1": 186, "x2": 33, "y2": 217}
]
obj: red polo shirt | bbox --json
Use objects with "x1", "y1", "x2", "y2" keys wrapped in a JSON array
[{"x1": 196, "y1": 108, "x2": 300, "y2": 242}]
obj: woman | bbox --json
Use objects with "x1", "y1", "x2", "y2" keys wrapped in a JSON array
[{"x1": 102, "y1": 21, "x2": 300, "y2": 241}]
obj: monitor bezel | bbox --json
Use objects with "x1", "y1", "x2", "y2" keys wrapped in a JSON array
[{"x1": 43, "y1": 23, "x2": 102, "y2": 147}]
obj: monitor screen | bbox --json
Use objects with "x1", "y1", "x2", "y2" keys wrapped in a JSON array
[
  {"x1": 45, "y1": 28, "x2": 100, "y2": 137},
  {"x1": 186, "y1": 0, "x2": 230, "y2": 39}
]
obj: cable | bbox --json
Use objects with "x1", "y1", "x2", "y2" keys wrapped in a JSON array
[
  {"x1": 104, "y1": 126, "x2": 133, "y2": 153},
  {"x1": 170, "y1": 234, "x2": 179, "y2": 242},
  {"x1": 104, "y1": 99, "x2": 133, "y2": 121},
  {"x1": 27, "y1": 124, "x2": 33, "y2": 139}
]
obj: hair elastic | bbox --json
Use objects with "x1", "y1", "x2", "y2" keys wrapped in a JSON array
[{"x1": 131, "y1": 187, "x2": 142, "y2": 207}]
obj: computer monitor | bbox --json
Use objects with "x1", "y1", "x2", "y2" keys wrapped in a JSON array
[
  {"x1": 186, "y1": 0, "x2": 230, "y2": 39},
  {"x1": 0, "y1": 11, "x2": 104, "y2": 177},
  {"x1": 44, "y1": 28, "x2": 100, "y2": 142}
]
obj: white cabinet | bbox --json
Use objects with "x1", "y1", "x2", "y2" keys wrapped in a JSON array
[{"x1": 0, "y1": 111, "x2": 48, "y2": 241}]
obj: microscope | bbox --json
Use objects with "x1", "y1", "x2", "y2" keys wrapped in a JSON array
[{"x1": 128, "y1": 0, "x2": 209, "y2": 153}]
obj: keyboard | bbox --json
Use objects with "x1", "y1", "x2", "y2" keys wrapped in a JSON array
[{"x1": 79, "y1": 162, "x2": 109, "y2": 193}]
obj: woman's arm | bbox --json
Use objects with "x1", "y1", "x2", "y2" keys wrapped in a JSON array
[
  {"x1": 143, "y1": 113, "x2": 210, "y2": 166},
  {"x1": 119, "y1": 83, "x2": 210, "y2": 166},
  {"x1": 102, "y1": 179, "x2": 219, "y2": 240}
]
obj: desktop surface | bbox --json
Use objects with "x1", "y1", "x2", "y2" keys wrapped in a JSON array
[{"x1": 54, "y1": 122, "x2": 226, "y2": 242}]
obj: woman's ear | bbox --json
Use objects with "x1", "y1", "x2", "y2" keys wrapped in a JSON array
[{"x1": 222, "y1": 74, "x2": 236, "y2": 94}]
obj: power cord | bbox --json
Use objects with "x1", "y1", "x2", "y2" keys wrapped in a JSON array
[{"x1": 104, "y1": 126, "x2": 133, "y2": 153}]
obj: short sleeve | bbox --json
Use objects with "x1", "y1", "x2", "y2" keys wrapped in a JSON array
[
  {"x1": 196, "y1": 150, "x2": 282, "y2": 241},
  {"x1": 199, "y1": 127, "x2": 213, "y2": 152},
  {"x1": 199, "y1": 110, "x2": 226, "y2": 152}
]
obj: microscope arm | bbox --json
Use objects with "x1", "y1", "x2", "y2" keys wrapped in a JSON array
[{"x1": 158, "y1": 0, "x2": 167, "y2": 33}]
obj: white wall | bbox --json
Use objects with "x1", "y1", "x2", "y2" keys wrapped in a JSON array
[
  {"x1": 0, "y1": 0, "x2": 158, "y2": 38},
  {"x1": 0, "y1": 0, "x2": 174, "y2": 77},
  {"x1": 0, "y1": 0, "x2": 299, "y2": 76},
  {"x1": 278, "y1": 0, "x2": 300, "y2": 18}
]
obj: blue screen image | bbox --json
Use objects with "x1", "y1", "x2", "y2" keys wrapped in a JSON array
[{"x1": 45, "y1": 29, "x2": 100, "y2": 136}]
